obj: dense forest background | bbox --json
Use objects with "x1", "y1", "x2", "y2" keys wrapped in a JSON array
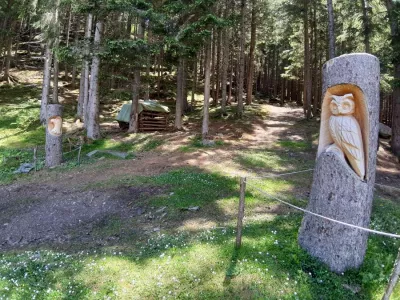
[{"x1": 0, "y1": 0, "x2": 399, "y2": 156}]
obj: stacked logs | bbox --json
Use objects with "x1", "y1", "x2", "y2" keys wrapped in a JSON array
[{"x1": 139, "y1": 111, "x2": 169, "y2": 131}]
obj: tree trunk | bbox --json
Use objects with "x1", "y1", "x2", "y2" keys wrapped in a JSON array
[
  {"x1": 191, "y1": 56, "x2": 198, "y2": 107},
  {"x1": 386, "y1": 0, "x2": 400, "y2": 158},
  {"x1": 202, "y1": 39, "x2": 212, "y2": 140},
  {"x1": 45, "y1": 104, "x2": 63, "y2": 167},
  {"x1": 211, "y1": 29, "x2": 216, "y2": 104},
  {"x1": 221, "y1": 0, "x2": 229, "y2": 115},
  {"x1": 175, "y1": 57, "x2": 183, "y2": 130},
  {"x1": 299, "y1": 53, "x2": 380, "y2": 273},
  {"x1": 129, "y1": 69, "x2": 141, "y2": 133},
  {"x1": 246, "y1": 0, "x2": 257, "y2": 105},
  {"x1": 81, "y1": 14, "x2": 93, "y2": 123},
  {"x1": 3, "y1": 30, "x2": 12, "y2": 83},
  {"x1": 360, "y1": 0, "x2": 371, "y2": 53},
  {"x1": 327, "y1": 0, "x2": 336, "y2": 59},
  {"x1": 237, "y1": 0, "x2": 246, "y2": 118},
  {"x1": 86, "y1": 20, "x2": 103, "y2": 140},
  {"x1": 40, "y1": 44, "x2": 53, "y2": 124},
  {"x1": 129, "y1": 18, "x2": 145, "y2": 133},
  {"x1": 53, "y1": 53, "x2": 59, "y2": 104},
  {"x1": 303, "y1": 0, "x2": 312, "y2": 119}
]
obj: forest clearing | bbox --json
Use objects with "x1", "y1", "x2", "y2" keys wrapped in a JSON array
[
  {"x1": 0, "y1": 68, "x2": 400, "y2": 299},
  {"x1": 1, "y1": 0, "x2": 400, "y2": 299}
]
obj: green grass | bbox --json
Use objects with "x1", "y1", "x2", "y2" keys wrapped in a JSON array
[
  {"x1": 276, "y1": 140, "x2": 312, "y2": 151},
  {"x1": 236, "y1": 149, "x2": 313, "y2": 171},
  {"x1": 1, "y1": 168, "x2": 400, "y2": 299}
]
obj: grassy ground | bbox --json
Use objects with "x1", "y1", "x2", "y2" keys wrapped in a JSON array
[{"x1": 1, "y1": 83, "x2": 400, "y2": 299}]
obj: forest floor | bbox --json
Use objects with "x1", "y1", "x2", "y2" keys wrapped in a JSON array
[{"x1": 1, "y1": 71, "x2": 400, "y2": 299}]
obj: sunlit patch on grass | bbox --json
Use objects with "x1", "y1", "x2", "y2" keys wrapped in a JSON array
[
  {"x1": 276, "y1": 140, "x2": 312, "y2": 151},
  {"x1": 236, "y1": 150, "x2": 313, "y2": 172}
]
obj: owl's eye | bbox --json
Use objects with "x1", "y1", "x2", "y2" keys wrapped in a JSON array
[{"x1": 343, "y1": 103, "x2": 350, "y2": 109}]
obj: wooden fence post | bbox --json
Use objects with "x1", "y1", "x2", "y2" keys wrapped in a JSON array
[
  {"x1": 77, "y1": 145, "x2": 82, "y2": 166},
  {"x1": 235, "y1": 177, "x2": 246, "y2": 249},
  {"x1": 382, "y1": 247, "x2": 400, "y2": 300},
  {"x1": 33, "y1": 146, "x2": 37, "y2": 171}
]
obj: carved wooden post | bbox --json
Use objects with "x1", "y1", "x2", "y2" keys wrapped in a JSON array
[
  {"x1": 235, "y1": 177, "x2": 246, "y2": 249},
  {"x1": 298, "y1": 54, "x2": 380, "y2": 273},
  {"x1": 45, "y1": 104, "x2": 63, "y2": 167}
]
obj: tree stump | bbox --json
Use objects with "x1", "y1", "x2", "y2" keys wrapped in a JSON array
[
  {"x1": 45, "y1": 104, "x2": 63, "y2": 167},
  {"x1": 298, "y1": 53, "x2": 380, "y2": 273}
]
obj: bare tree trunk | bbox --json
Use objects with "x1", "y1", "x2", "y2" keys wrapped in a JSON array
[
  {"x1": 211, "y1": 30, "x2": 216, "y2": 104},
  {"x1": 237, "y1": 0, "x2": 246, "y2": 118},
  {"x1": 86, "y1": 20, "x2": 103, "y2": 140},
  {"x1": 385, "y1": 0, "x2": 400, "y2": 158},
  {"x1": 3, "y1": 24, "x2": 13, "y2": 83},
  {"x1": 215, "y1": 25, "x2": 221, "y2": 106},
  {"x1": 64, "y1": 7, "x2": 72, "y2": 80},
  {"x1": 82, "y1": 14, "x2": 93, "y2": 123},
  {"x1": 191, "y1": 56, "x2": 198, "y2": 107},
  {"x1": 360, "y1": 0, "x2": 371, "y2": 53},
  {"x1": 71, "y1": 27, "x2": 79, "y2": 89},
  {"x1": 129, "y1": 18, "x2": 145, "y2": 133},
  {"x1": 221, "y1": 0, "x2": 229, "y2": 115},
  {"x1": 40, "y1": 44, "x2": 53, "y2": 124},
  {"x1": 327, "y1": 0, "x2": 336, "y2": 59},
  {"x1": 202, "y1": 39, "x2": 212, "y2": 140},
  {"x1": 175, "y1": 57, "x2": 183, "y2": 130},
  {"x1": 182, "y1": 59, "x2": 189, "y2": 111},
  {"x1": 246, "y1": 0, "x2": 257, "y2": 105},
  {"x1": 129, "y1": 69, "x2": 141, "y2": 133},
  {"x1": 303, "y1": 0, "x2": 312, "y2": 119},
  {"x1": 53, "y1": 53, "x2": 59, "y2": 104}
]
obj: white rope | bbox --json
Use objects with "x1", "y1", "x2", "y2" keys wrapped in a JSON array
[
  {"x1": 246, "y1": 181, "x2": 400, "y2": 239},
  {"x1": 229, "y1": 169, "x2": 315, "y2": 180},
  {"x1": 375, "y1": 183, "x2": 400, "y2": 193}
]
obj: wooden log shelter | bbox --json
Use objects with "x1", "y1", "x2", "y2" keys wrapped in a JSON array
[{"x1": 116, "y1": 100, "x2": 170, "y2": 132}]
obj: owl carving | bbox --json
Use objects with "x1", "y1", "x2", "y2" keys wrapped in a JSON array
[
  {"x1": 48, "y1": 116, "x2": 62, "y2": 136},
  {"x1": 326, "y1": 93, "x2": 365, "y2": 179}
]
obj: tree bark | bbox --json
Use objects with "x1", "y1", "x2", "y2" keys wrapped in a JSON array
[
  {"x1": 129, "y1": 69, "x2": 141, "y2": 133},
  {"x1": 45, "y1": 104, "x2": 63, "y2": 167},
  {"x1": 86, "y1": 20, "x2": 103, "y2": 140},
  {"x1": 327, "y1": 0, "x2": 336, "y2": 59},
  {"x1": 175, "y1": 57, "x2": 183, "y2": 130},
  {"x1": 202, "y1": 39, "x2": 212, "y2": 140},
  {"x1": 360, "y1": 0, "x2": 371, "y2": 53},
  {"x1": 191, "y1": 56, "x2": 198, "y2": 107},
  {"x1": 237, "y1": 0, "x2": 246, "y2": 118},
  {"x1": 246, "y1": 0, "x2": 257, "y2": 105},
  {"x1": 40, "y1": 44, "x2": 53, "y2": 124},
  {"x1": 221, "y1": 0, "x2": 229, "y2": 115},
  {"x1": 80, "y1": 13, "x2": 93, "y2": 123},
  {"x1": 53, "y1": 53, "x2": 59, "y2": 104},
  {"x1": 386, "y1": 0, "x2": 400, "y2": 158},
  {"x1": 303, "y1": 0, "x2": 312, "y2": 119}
]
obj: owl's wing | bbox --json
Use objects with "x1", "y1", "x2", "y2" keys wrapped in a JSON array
[{"x1": 336, "y1": 116, "x2": 365, "y2": 178}]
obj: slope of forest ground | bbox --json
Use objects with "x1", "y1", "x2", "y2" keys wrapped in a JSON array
[{"x1": 1, "y1": 70, "x2": 400, "y2": 299}]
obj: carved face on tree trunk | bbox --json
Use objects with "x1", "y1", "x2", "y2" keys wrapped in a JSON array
[{"x1": 48, "y1": 116, "x2": 62, "y2": 137}]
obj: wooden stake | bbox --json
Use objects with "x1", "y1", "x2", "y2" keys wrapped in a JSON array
[
  {"x1": 33, "y1": 146, "x2": 37, "y2": 172},
  {"x1": 77, "y1": 145, "x2": 82, "y2": 166},
  {"x1": 382, "y1": 247, "x2": 400, "y2": 300},
  {"x1": 235, "y1": 177, "x2": 246, "y2": 249}
]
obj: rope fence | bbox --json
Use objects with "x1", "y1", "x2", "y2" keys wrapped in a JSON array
[
  {"x1": 0, "y1": 145, "x2": 91, "y2": 176},
  {"x1": 233, "y1": 169, "x2": 400, "y2": 300}
]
